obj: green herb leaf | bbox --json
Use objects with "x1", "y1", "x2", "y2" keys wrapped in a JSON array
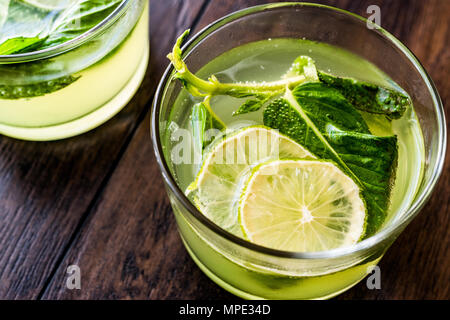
[
  {"x1": 263, "y1": 83, "x2": 398, "y2": 236},
  {"x1": 0, "y1": 75, "x2": 80, "y2": 99},
  {"x1": 318, "y1": 71, "x2": 409, "y2": 119},
  {"x1": 40, "y1": 0, "x2": 123, "y2": 49},
  {"x1": 191, "y1": 97, "x2": 226, "y2": 157},
  {"x1": 191, "y1": 102, "x2": 208, "y2": 156},
  {"x1": 0, "y1": 0, "x2": 123, "y2": 53},
  {"x1": 0, "y1": 36, "x2": 46, "y2": 55},
  {"x1": 0, "y1": 0, "x2": 58, "y2": 49},
  {"x1": 233, "y1": 99, "x2": 266, "y2": 116},
  {"x1": 283, "y1": 55, "x2": 319, "y2": 82}
]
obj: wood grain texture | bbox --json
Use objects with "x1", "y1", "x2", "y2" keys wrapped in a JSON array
[
  {"x1": 0, "y1": 0, "x2": 207, "y2": 299},
  {"x1": 3, "y1": 0, "x2": 448, "y2": 300}
]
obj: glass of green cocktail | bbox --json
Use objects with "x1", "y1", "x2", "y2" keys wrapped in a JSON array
[
  {"x1": 151, "y1": 3, "x2": 446, "y2": 299},
  {"x1": 0, "y1": 0, "x2": 148, "y2": 141}
]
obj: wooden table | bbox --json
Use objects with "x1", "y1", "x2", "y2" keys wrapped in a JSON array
[{"x1": 0, "y1": 0, "x2": 448, "y2": 300}]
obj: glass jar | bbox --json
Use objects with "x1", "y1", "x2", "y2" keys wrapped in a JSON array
[
  {"x1": 151, "y1": 3, "x2": 446, "y2": 299},
  {"x1": 0, "y1": 0, "x2": 148, "y2": 141}
]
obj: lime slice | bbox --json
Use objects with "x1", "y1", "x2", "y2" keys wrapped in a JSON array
[
  {"x1": 21, "y1": 0, "x2": 73, "y2": 11},
  {"x1": 239, "y1": 160, "x2": 366, "y2": 252},
  {"x1": 187, "y1": 126, "x2": 314, "y2": 236}
]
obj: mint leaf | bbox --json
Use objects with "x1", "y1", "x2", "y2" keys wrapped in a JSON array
[
  {"x1": 0, "y1": 36, "x2": 46, "y2": 55},
  {"x1": 191, "y1": 98, "x2": 226, "y2": 155},
  {"x1": 191, "y1": 102, "x2": 208, "y2": 156},
  {"x1": 53, "y1": 0, "x2": 123, "y2": 33},
  {"x1": 0, "y1": 75, "x2": 80, "y2": 99},
  {"x1": 233, "y1": 99, "x2": 265, "y2": 116},
  {"x1": 40, "y1": 0, "x2": 123, "y2": 49},
  {"x1": 284, "y1": 55, "x2": 319, "y2": 82},
  {"x1": 263, "y1": 83, "x2": 398, "y2": 236},
  {"x1": 0, "y1": 0, "x2": 57, "y2": 48},
  {"x1": 233, "y1": 93, "x2": 279, "y2": 116},
  {"x1": 318, "y1": 71, "x2": 409, "y2": 119},
  {"x1": 0, "y1": 0, "x2": 123, "y2": 53}
]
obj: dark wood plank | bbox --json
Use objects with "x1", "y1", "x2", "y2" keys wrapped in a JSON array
[
  {"x1": 42, "y1": 0, "x2": 449, "y2": 300},
  {"x1": 0, "y1": 0, "x2": 207, "y2": 300}
]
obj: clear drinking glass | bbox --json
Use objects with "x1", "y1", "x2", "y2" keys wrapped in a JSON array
[
  {"x1": 151, "y1": 3, "x2": 446, "y2": 299},
  {"x1": 0, "y1": 0, "x2": 148, "y2": 141}
]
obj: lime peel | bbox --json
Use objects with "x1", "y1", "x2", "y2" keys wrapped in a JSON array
[{"x1": 239, "y1": 159, "x2": 367, "y2": 252}]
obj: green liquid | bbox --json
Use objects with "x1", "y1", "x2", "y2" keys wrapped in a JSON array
[{"x1": 167, "y1": 38, "x2": 425, "y2": 299}]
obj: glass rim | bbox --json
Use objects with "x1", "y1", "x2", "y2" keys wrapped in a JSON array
[
  {"x1": 151, "y1": 2, "x2": 447, "y2": 260},
  {"x1": 0, "y1": 0, "x2": 131, "y2": 63}
]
